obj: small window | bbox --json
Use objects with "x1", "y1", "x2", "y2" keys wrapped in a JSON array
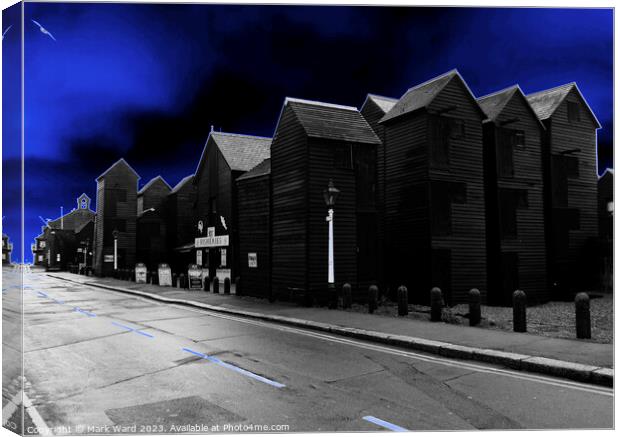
[
  {"x1": 429, "y1": 116, "x2": 450, "y2": 169},
  {"x1": 449, "y1": 119, "x2": 465, "y2": 140},
  {"x1": 499, "y1": 188, "x2": 528, "y2": 239},
  {"x1": 514, "y1": 131, "x2": 525, "y2": 150},
  {"x1": 497, "y1": 129, "x2": 514, "y2": 178},
  {"x1": 334, "y1": 144, "x2": 353, "y2": 169},
  {"x1": 567, "y1": 102, "x2": 581, "y2": 123}
]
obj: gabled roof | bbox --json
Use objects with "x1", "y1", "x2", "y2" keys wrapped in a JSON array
[
  {"x1": 526, "y1": 83, "x2": 601, "y2": 128},
  {"x1": 237, "y1": 158, "x2": 271, "y2": 182},
  {"x1": 195, "y1": 132, "x2": 272, "y2": 179},
  {"x1": 477, "y1": 85, "x2": 544, "y2": 128},
  {"x1": 138, "y1": 175, "x2": 172, "y2": 195},
  {"x1": 365, "y1": 94, "x2": 398, "y2": 114},
  {"x1": 599, "y1": 167, "x2": 614, "y2": 180},
  {"x1": 170, "y1": 174, "x2": 195, "y2": 194},
  {"x1": 96, "y1": 158, "x2": 140, "y2": 181},
  {"x1": 284, "y1": 97, "x2": 381, "y2": 145},
  {"x1": 381, "y1": 70, "x2": 479, "y2": 123}
]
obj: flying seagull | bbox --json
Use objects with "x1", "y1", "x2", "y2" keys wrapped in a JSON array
[
  {"x1": 220, "y1": 216, "x2": 228, "y2": 231},
  {"x1": 31, "y1": 19, "x2": 56, "y2": 41},
  {"x1": 2, "y1": 25, "x2": 11, "y2": 40}
]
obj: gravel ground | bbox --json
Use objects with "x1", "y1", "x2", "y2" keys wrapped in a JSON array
[{"x1": 347, "y1": 293, "x2": 613, "y2": 344}]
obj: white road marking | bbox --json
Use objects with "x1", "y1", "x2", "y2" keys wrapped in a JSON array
[
  {"x1": 2, "y1": 388, "x2": 22, "y2": 426},
  {"x1": 23, "y1": 391, "x2": 54, "y2": 435},
  {"x1": 363, "y1": 415, "x2": 408, "y2": 432}
]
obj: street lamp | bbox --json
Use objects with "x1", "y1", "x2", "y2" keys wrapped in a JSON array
[
  {"x1": 84, "y1": 237, "x2": 90, "y2": 270},
  {"x1": 323, "y1": 179, "x2": 340, "y2": 307},
  {"x1": 112, "y1": 229, "x2": 119, "y2": 272}
]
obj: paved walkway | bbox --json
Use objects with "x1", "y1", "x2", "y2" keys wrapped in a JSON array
[{"x1": 46, "y1": 271, "x2": 613, "y2": 371}]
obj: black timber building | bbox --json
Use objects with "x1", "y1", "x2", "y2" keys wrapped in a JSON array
[
  {"x1": 378, "y1": 70, "x2": 488, "y2": 305},
  {"x1": 270, "y1": 97, "x2": 381, "y2": 303},
  {"x1": 136, "y1": 176, "x2": 171, "y2": 271},
  {"x1": 166, "y1": 174, "x2": 198, "y2": 270},
  {"x1": 236, "y1": 158, "x2": 272, "y2": 298},
  {"x1": 360, "y1": 94, "x2": 398, "y2": 290},
  {"x1": 2, "y1": 234, "x2": 12, "y2": 265},
  {"x1": 193, "y1": 132, "x2": 271, "y2": 282},
  {"x1": 478, "y1": 86, "x2": 547, "y2": 304},
  {"x1": 93, "y1": 159, "x2": 140, "y2": 276},
  {"x1": 527, "y1": 83, "x2": 601, "y2": 294}
]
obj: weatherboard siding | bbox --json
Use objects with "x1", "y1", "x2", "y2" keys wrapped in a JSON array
[
  {"x1": 483, "y1": 92, "x2": 547, "y2": 304},
  {"x1": 271, "y1": 106, "x2": 309, "y2": 297}
]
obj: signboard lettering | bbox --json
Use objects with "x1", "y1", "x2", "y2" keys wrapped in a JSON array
[
  {"x1": 196, "y1": 249, "x2": 202, "y2": 266},
  {"x1": 158, "y1": 263, "x2": 172, "y2": 287},
  {"x1": 188, "y1": 264, "x2": 203, "y2": 290},
  {"x1": 135, "y1": 263, "x2": 147, "y2": 284},
  {"x1": 221, "y1": 248, "x2": 227, "y2": 267},
  {"x1": 248, "y1": 253, "x2": 257, "y2": 268},
  {"x1": 104, "y1": 254, "x2": 114, "y2": 263},
  {"x1": 207, "y1": 227, "x2": 215, "y2": 237},
  {"x1": 195, "y1": 235, "x2": 229, "y2": 248}
]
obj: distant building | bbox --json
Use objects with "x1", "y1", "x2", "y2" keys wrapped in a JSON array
[
  {"x1": 193, "y1": 132, "x2": 271, "y2": 282},
  {"x1": 166, "y1": 174, "x2": 197, "y2": 271},
  {"x1": 2, "y1": 234, "x2": 12, "y2": 265},
  {"x1": 378, "y1": 70, "x2": 487, "y2": 305},
  {"x1": 93, "y1": 159, "x2": 140, "y2": 276},
  {"x1": 136, "y1": 176, "x2": 171, "y2": 271},
  {"x1": 527, "y1": 83, "x2": 601, "y2": 294},
  {"x1": 478, "y1": 85, "x2": 547, "y2": 304},
  {"x1": 270, "y1": 97, "x2": 381, "y2": 303},
  {"x1": 32, "y1": 194, "x2": 95, "y2": 271}
]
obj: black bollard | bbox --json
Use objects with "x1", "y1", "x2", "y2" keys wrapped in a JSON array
[
  {"x1": 469, "y1": 288, "x2": 481, "y2": 326},
  {"x1": 512, "y1": 289, "x2": 527, "y2": 332},
  {"x1": 575, "y1": 292, "x2": 591, "y2": 339},
  {"x1": 179, "y1": 273, "x2": 187, "y2": 289},
  {"x1": 342, "y1": 283, "x2": 352, "y2": 309},
  {"x1": 203, "y1": 276, "x2": 210, "y2": 292},
  {"x1": 235, "y1": 277, "x2": 241, "y2": 296},
  {"x1": 397, "y1": 286, "x2": 409, "y2": 316},
  {"x1": 430, "y1": 287, "x2": 443, "y2": 322},
  {"x1": 212, "y1": 276, "x2": 219, "y2": 294},
  {"x1": 368, "y1": 285, "x2": 378, "y2": 314},
  {"x1": 172, "y1": 273, "x2": 178, "y2": 288},
  {"x1": 152, "y1": 271, "x2": 159, "y2": 286},
  {"x1": 224, "y1": 277, "x2": 231, "y2": 294}
]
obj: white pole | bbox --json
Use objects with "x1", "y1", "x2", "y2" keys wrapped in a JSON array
[
  {"x1": 114, "y1": 238, "x2": 118, "y2": 270},
  {"x1": 60, "y1": 206, "x2": 64, "y2": 229},
  {"x1": 328, "y1": 208, "x2": 334, "y2": 284}
]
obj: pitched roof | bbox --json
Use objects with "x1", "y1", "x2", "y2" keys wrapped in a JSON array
[
  {"x1": 366, "y1": 94, "x2": 398, "y2": 114},
  {"x1": 477, "y1": 85, "x2": 545, "y2": 128},
  {"x1": 284, "y1": 97, "x2": 381, "y2": 145},
  {"x1": 96, "y1": 158, "x2": 140, "y2": 181},
  {"x1": 138, "y1": 175, "x2": 172, "y2": 195},
  {"x1": 237, "y1": 158, "x2": 271, "y2": 182},
  {"x1": 170, "y1": 174, "x2": 195, "y2": 194},
  {"x1": 526, "y1": 83, "x2": 601, "y2": 128},
  {"x1": 599, "y1": 167, "x2": 614, "y2": 180},
  {"x1": 477, "y1": 85, "x2": 519, "y2": 121},
  {"x1": 380, "y1": 70, "x2": 460, "y2": 123},
  {"x1": 208, "y1": 132, "x2": 272, "y2": 172}
]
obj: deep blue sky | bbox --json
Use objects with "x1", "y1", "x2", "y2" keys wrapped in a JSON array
[{"x1": 1, "y1": 4, "x2": 613, "y2": 263}]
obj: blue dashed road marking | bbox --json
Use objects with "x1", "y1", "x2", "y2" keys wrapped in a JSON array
[
  {"x1": 73, "y1": 307, "x2": 96, "y2": 317},
  {"x1": 182, "y1": 347, "x2": 286, "y2": 388},
  {"x1": 111, "y1": 321, "x2": 154, "y2": 338},
  {"x1": 363, "y1": 416, "x2": 409, "y2": 432}
]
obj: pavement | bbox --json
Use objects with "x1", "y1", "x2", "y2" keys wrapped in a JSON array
[
  {"x1": 4, "y1": 267, "x2": 614, "y2": 432},
  {"x1": 47, "y1": 271, "x2": 613, "y2": 387}
]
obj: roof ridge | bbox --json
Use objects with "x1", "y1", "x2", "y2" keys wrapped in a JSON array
[
  {"x1": 367, "y1": 93, "x2": 398, "y2": 102},
  {"x1": 211, "y1": 131, "x2": 272, "y2": 140},
  {"x1": 404, "y1": 69, "x2": 459, "y2": 93},
  {"x1": 96, "y1": 158, "x2": 140, "y2": 181},
  {"x1": 526, "y1": 82, "x2": 575, "y2": 98},
  {"x1": 477, "y1": 84, "x2": 519, "y2": 101},
  {"x1": 138, "y1": 175, "x2": 172, "y2": 194},
  {"x1": 171, "y1": 174, "x2": 195, "y2": 193},
  {"x1": 285, "y1": 97, "x2": 358, "y2": 112}
]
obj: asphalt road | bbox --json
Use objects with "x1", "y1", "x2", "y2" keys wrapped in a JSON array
[{"x1": 4, "y1": 267, "x2": 614, "y2": 434}]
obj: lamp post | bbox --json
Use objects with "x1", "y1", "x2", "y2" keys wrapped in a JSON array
[
  {"x1": 323, "y1": 179, "x2": 340, "y2": 307},
  {"x1": 84, "y1": 237, "x2": 90, "y2": 267},
  {"x1": 112, "y1": 229, "x2": 119, "y2": 272}
]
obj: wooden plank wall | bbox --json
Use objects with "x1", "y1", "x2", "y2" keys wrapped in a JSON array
[
  {"x1": 237, "y1": 174, "x2": 271, "y2": 298},
  {"x1": 427, "y1": 78, "x2": 487, "y2": 304},
  {"x1": 271, "y1": 107, "x2": 309, "y2": 297},
  {"x1": 548, "y1": 89, "x2": 599, "y2": 291},
  {"x1": 485, "y1": 93, "x2": 547, "y2": 304}
]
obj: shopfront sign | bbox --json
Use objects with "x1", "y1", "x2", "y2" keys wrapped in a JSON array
[
  {"x1": 195, "y1": 235, "x2": 229, "y2": 248},
  {"x1": 216, "y1": 268, "x2": 231, "y2": 282},
  {"x1": 135, "y1": 263, "x2": 147, "y2": 284},
  {"x1": 188, "y1": 264, "x2": 203, "y2": 290},
  {"x1": 158, "y1": 263, "x2": 172, "y2": 287},
  {"x1": 248, "y1": 253, "x2": 257, "y2": 268}
]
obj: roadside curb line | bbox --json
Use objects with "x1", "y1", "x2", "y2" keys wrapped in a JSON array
[{"x1": 49, "y1": 274, "x2": 614, "y2": 388}]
